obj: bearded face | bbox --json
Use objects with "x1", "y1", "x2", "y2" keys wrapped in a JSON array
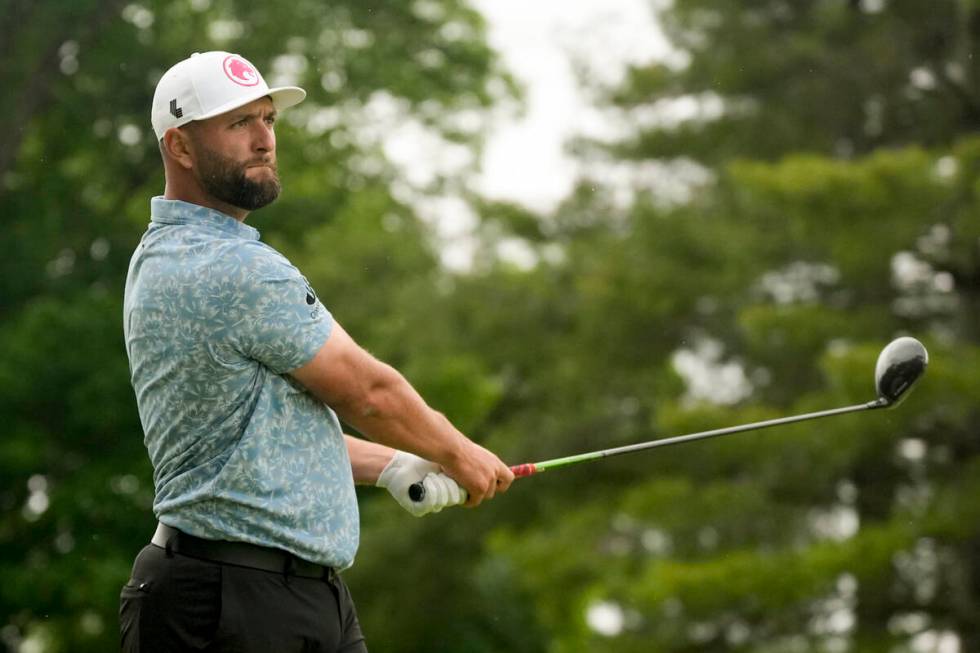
[{"x1": 193, "y1": 142, "x2": 281, "y2": 211}]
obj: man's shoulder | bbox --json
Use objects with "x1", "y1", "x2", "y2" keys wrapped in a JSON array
[
  {"x1": 231, "y1": 239, "x2": 303, "y2": 280},
  {"x1": 231, "y1": 237, "x2": 289, "y2": 262},
  {"x1": 135, "y1": 221, "x2": 304, "y2": 292}
]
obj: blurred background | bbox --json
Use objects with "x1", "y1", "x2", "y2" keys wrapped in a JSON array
[{"x1": 2, "y1": 0, "x2": 979, "y2": 651}]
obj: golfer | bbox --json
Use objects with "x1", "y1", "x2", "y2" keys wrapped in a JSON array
[{"x1": 120, "y1": 51, "x2": 513, "y2": 652}]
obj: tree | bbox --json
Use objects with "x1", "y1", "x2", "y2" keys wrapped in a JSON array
[
  {"x1": 5, "y1": 2, "x2": 980, "y2": 651},
  {"x1": 608, "y1": 0, "x2": 980, "y2": 164},
  {"x1": 448, "y1": 1, "x2": 980, "y2": 650},
  {"x1": 0, "y1": 2, "x2": 519, "y2": 650},
  {"x1": 475, "y1": 143, "x2": 980, "y2": 651}
]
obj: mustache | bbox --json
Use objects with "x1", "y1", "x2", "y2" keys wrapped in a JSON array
[{"x1": 246, "y1": 157, "x2": 276, "y2": 169}]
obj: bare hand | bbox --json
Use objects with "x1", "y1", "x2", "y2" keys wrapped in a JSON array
[{"x1": 442, "y1": 440, "x2": 514, "y2": 507}]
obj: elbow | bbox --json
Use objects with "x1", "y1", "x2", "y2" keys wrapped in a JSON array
[
  {"x1": 345, "y1": 362, "x2": 403, "y2": 422},
  {"x1": 354, "y1": 391, "x2": 383, "y2": 419}
]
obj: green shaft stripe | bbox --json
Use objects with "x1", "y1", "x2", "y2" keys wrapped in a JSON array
[{"x1": 533, "y1": 451, "x2": 604, "y2": 471}]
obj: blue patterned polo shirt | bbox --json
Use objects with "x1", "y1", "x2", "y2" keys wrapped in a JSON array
[{"x1": 123, "y1": 197, "x2": 359, "y2": 569}]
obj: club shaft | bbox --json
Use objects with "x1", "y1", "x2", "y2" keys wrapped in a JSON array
[
  {"x1": 522, "y1": 399, "x2": 885, "y2": 476},
  {"x1": 409, "y1": 399, "x2": 885, "y2": 500}
]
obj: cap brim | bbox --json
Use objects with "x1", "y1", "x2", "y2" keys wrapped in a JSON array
[
  {"x1": 195, "y1": 85, "x2": 307, "y2": 122},
  {"x1": 268, "y1": 86, "x2": 306, "y2": 111}
]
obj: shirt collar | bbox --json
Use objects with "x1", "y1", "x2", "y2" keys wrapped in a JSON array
[{"x1": 149, "y1": 196, "x2": 260, "y2": 241}]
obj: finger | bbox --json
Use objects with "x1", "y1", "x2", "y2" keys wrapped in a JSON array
[
  {"x1": 485, "y1": 474, "x2": 497, "y2": 500},
  {"x1": 495, "y1": 466, "x2": 514, "y2": 492},
  {"x1": 430, "y1": 475, "x2": 449, "y2": 510},
  {"x1": 433, "y1": 474, "x2": 465, "y2": 507},
  {"x1": 468, "y1": 486, "x2": 485, "y2": 507},
  {"x1": 464, "y1": 483, "x2": 484, "y2": 508},
  {"x1": 421, "y1": 475, "x2": 441, "y2": 513},
  {"x1": 451, "y1": 480, "x2": 467, "y2": 506}
]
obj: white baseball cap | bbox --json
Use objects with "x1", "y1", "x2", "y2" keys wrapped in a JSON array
[{"x1": 151, "y1": 51, "x2": 306, "y2": 140}]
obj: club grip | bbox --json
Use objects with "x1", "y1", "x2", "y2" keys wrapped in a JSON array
[
  {"x1": 408, "y1": 463, "x2": 537, "y2": 502},
  {"x1": 510, "y1": 463, "x2": 537, "y2": 477}
]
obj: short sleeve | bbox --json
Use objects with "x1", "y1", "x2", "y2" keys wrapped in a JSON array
[{"x1": 228, "y1": 244, "x2": 333, "y2": 374}]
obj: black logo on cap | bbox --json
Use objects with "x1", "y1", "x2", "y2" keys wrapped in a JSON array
[{"x1": 170, "y1": 98, "x2": 183, "y2": 119}]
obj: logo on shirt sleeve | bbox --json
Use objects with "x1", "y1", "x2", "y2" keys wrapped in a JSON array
[{"x1": 304, "y1": 282, "x2": 321, "y2": 319}]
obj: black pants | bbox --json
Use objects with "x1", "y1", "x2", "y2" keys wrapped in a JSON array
[{"x1": 119, "y1": 544, "x2": 366, "y2": 652}]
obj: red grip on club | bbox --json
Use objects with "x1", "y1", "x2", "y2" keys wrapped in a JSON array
[{"x1": 510, "y1": 463, "x2": 537, "y2": 477}]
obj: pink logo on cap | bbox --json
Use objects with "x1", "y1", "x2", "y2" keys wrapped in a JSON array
[{"x1": 222, "y1": 55, "x2": 259, "y2": 87}]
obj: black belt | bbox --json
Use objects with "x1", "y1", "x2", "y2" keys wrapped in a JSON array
[{"x1": 151, "y1": 523, "x2": 334, "y2": 580}]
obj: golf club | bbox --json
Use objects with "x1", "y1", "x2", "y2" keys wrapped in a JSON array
[{"x1": 409, "y1": 336, "x2": 928, "y2": 503}]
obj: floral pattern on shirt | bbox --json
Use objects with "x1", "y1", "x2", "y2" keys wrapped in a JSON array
[{"x1": 124, "y1": 197, "x2": 359, "y2": 569}]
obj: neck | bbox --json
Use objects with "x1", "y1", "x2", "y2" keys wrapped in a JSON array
[{"x1": 163, "y1": 182, "x2": 249, "y2": 222}]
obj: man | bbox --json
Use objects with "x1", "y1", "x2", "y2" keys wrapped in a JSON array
[{"x1": 120, "y1": 51, "x2": 514, "y2": 652}]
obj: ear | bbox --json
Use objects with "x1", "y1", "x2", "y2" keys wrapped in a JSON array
[{"x1": 161, "y1": 127, "x2": 196, "y2": 170}]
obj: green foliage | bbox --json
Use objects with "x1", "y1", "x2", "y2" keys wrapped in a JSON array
[
  {"x1": 612, "y1": 0, "x2": 980, "y2": 163},
  {"x1": 0, "y1": 1, "x2": 517, "y2": 650},
  {"x1": 3, "y1": 1, "x2": 980, "y2": 652}
]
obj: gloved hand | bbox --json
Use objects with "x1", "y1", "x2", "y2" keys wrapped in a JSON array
[{"x1": 376, "y1": 450, "x2": 467, "y2": 516}]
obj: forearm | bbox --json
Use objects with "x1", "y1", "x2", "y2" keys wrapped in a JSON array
[
  {"x1": 290, "y1": 322, "x2": 512, "y2": 506},
  {"x1": 333, "y1": 361, "x2": 466, "y2": 469},
  {"x1": 345, "y1": 435, "x2": 395, "y2": 485}
]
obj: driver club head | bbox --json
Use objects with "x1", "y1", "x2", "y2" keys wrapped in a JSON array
[{"x1": 874, "y1": 337, "x2": 928, "y2": 407}]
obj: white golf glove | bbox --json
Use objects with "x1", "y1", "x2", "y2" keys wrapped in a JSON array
[{"x1": 376, "y1": 450, "x2": 467, "y2": 517}]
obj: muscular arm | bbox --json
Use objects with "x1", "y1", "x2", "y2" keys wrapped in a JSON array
[{"x1": 290, "y1": 322, "x2": 512, "y2": 505}]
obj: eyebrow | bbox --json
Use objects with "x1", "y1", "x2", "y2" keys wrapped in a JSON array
[{"x1": 227, "y1": 108, "x2": 278, "y2": 123}]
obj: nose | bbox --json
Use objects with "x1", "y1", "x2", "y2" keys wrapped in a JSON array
[{"x1": 253, "y1": 119, "x2": 275, "y2": 153}]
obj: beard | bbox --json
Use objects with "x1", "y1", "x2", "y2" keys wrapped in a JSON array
[{"x1": 195, "y1": 145, "x2": 281, "y2": 211}]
